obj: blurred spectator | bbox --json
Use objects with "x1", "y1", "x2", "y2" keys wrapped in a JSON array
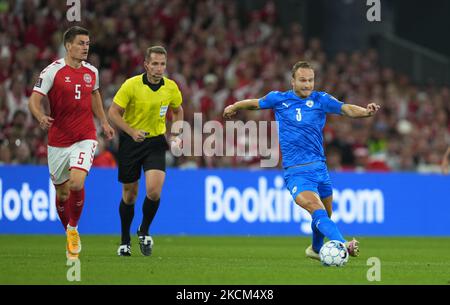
[
  {"x1": 0, "y1": 143, "x2": 11, "y2": 164},
  {"x1": 92, "y1": 138, "x2": 117, "y2": 168},
  {"x1": 4, "y1": 110, "x2": 28, "y2": 144},
  {"x1": 6, "y1": 79, "x2": 29, "y2": 123},
  {"x1": 11, "y1": 140, "x2": 31, "y2": 164},
  {"x1": 325, "y1": 146, "x2": 343, "y2": 171}
]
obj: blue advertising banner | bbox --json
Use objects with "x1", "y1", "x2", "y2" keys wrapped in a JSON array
[{"x1": 0, "y1": 165, "x2": 449, "y2": 236}]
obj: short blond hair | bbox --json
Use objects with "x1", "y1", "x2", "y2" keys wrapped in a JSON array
[
  {"x1": 291, "y1": 61, "x2": 313, "y2": 78},
  {"x1": 145, "y1": 46, "x2": 167, "y2": 61}
]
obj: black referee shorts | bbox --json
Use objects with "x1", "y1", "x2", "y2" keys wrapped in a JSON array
[{"x1": 118, "y1": 132, "x2": 169, "y2": 183}]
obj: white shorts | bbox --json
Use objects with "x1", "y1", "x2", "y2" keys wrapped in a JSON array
[{"x1": 48, "y1": 139, "x2": 98, "y2": 185}]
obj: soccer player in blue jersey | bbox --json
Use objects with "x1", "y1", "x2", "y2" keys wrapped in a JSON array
[{"x1": 223, "y1": 61, "x2": 380, "y2": 260}]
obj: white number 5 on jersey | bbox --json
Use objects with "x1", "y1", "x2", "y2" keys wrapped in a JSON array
[
  {"x1": 296, "y1": 108, "x2": 302, "y2": 121},
  {"x1": 75, "y1": 84, "x2": 81, "y2": 100}
]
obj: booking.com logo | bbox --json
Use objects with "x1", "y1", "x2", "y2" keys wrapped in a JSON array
[
  {"x1": 170, "y1": 114, "x2": 280, "y2": 167},
  {"x1": 204, "y1": 175, "x2": 385, "y2": 233}
]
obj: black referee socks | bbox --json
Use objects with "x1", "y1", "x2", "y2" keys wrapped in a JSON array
[
  {"x1": 140, "y1": 197, "x2": 160, "y2": 236},
  {"x1": 119, "y1": 199, "x2": 135, "y2": 244}
]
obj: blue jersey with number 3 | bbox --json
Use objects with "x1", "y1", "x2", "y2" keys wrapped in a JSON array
[{"x1": 258, "y1": 90, "x2": 344, "y2": 168}]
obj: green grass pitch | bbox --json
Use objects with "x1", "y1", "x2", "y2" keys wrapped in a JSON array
[{"x1": 1, "y1": 235, "x2": 449, "y2": 285}]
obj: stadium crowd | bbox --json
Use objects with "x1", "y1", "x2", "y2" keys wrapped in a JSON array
[{"x1": 0, "y1": 0, "x2": 449, "y2": 172}]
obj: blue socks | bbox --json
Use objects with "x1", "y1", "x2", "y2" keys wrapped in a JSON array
[
  {"x1": 311, "y1": 221, "x2": 325, "y2": 253},
  {"x1": 311, "y1": 209, "x2": 345, "y2": 253}
]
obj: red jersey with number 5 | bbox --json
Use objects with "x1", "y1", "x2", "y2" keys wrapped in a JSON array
[{"x1": 33, "y1": 58, "x2": 98, "y2": 147}]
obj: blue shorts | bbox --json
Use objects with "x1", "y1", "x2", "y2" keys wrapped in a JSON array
[{"x1": 283, "y1": 161, "x2": 333, "y2": 200}]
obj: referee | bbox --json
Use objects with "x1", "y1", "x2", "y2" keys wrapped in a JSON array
[{"x1": 108, "y1": 46, "x2": 183, "y2": 256}]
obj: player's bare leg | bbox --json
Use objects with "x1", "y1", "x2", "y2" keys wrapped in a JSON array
[
  {"x1": 136, "y1": 170, "x2": 165, "y2": 256},
  {"x1": 295, "y1": 191, "x2": 326, "y2": 214},
  {"x1": 321, "y1": 195, "x2": 333, "y2": 218},
  {"x1": 123, "y1": 182, "x2": 139, "y2": 204},
  {"x1": 144, "y1": 170, "x2": 165, "y2": 202},
  {"x1": 66, "y1": 168, "x2": 88, "y2": 257},
  {"x1": 117, "y1": 181, "x2": 138, "y2": 256}
]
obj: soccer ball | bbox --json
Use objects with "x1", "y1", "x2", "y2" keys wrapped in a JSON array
[{"x1": 319, "y1": 240, "x2": 349, "y2": 267}]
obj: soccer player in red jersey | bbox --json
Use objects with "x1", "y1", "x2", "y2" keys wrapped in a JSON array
[{"x1": 28, "y1": 26, "x2": 115, "y2": 259}]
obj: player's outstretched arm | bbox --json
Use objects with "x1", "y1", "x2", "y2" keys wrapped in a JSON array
[
  {"x1": 28, "y1": 92, "x2": 54, "y2": 130},
  {"x1": 92, "y1": 90, "x2": 115, "y2": 140},
  {"x1": 441, "y1": 147, "x2": 450, "y2": 175},
  {"x1": 223, "y1": 99, "x2": 260, "y2": 119},
  {"x1": 341, "y1": 103, "x2": 381, "y2": 118}
]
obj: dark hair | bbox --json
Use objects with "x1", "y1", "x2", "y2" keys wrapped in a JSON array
[
  {"x1": 63, "y1": 26, "x2": 89, "y2": 47},
  {"x1": 291, "y1": 61, "x2": 314, "y2": 78},
  {"x1": 145, "y1": 46, "x2": 167, "y2": 61}
]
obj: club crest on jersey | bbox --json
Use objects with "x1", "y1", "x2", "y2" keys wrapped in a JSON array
[
  {"x1": 83, "y1": 73, "x2": 92, "y2": 84},
  {"x1": 306, "y1": 100, "x2": 314, "y2": 108}
]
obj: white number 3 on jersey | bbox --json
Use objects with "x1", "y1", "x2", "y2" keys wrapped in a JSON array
[
  {"x1": 296, "y1": 108, "x2": 302, "y2": 121},
  {"x1": 75, "y1": 84, "x2": 81, "y2": 100}
]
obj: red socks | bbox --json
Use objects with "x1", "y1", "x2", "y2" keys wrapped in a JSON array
[
  {"x1": 68, "y1": 188, "x2": 85, "y2": 227},
  {"x1": 56, "y1": 197, "x2": 70, "y2": 229}
]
